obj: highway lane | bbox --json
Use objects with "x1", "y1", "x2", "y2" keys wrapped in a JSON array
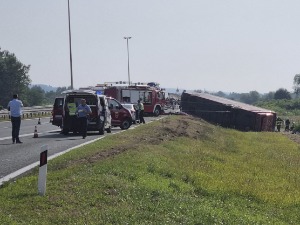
[
  {"x1": 0, "y1": 117, "x2": 58, "y2": 141},
  {"x1": 0, "y1": 116, "x2": 158, "y2": 181}
]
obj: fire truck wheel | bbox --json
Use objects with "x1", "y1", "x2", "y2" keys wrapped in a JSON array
[
  {"x1": 120, "y1": 119, "x2": 131, "y2": 130},
  {"x1": 153, "y1": 107, "x2": 161, "y2": 117}
]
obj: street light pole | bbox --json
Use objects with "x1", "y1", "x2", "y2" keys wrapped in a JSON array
[
  {"x1": 68, "y1": 0, "x2": 74, "y2": 90},
  {"x1": 124, "y1": 37, "x2": 132, "y2": 85}
]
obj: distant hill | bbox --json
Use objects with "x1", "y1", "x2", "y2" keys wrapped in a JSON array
[{"x1": 29, "y1": 84, "x2": 57, "y2": 92}]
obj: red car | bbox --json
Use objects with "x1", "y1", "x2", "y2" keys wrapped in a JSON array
[{"x1": 106, "y1": 97, "x2": 133, "y2": 129}]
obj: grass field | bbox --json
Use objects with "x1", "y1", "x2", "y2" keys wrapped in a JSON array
[{"x1": 0, "y1": 115, "x2": 300, "y2": 224}]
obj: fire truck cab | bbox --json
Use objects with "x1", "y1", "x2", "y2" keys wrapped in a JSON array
[{"x1": 104, "y1": 83, "x2": 166, "y2": 117}]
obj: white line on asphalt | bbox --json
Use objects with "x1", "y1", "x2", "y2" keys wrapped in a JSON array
[{"x1": 0, "y1": 129, "x2": 61, "y2": 141}]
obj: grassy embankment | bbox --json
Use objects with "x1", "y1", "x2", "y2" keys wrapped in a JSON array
[{"x1": 0, "y1": 115, "x2": 300, "y2": 224}]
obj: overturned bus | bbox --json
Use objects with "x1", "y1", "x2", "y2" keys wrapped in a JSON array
[{"x1": 181, "y1": 92, "x2": 276, "y2": 132}]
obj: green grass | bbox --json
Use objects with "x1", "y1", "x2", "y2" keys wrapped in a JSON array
[{"x1": 1, "y1": 116, "x2": 300, "y2": 224}]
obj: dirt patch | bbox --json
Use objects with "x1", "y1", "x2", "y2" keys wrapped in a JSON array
[
  {"x1": 66, "y1": 115, "x2": 213, "y2": 166},
  {"x1": 283, "y1": 132, "x2": 300, "y2": 145}
]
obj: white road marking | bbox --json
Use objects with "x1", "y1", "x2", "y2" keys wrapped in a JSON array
[{"x1": 0, "y1": 129, "x2": 61, "y2": 141}]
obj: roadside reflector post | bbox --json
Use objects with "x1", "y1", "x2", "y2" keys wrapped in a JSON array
[{"x1": 38, "y1": 145, "x2": 48, "y2": 196}]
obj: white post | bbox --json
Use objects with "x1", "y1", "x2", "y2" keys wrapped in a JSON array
[{"x1": 38, "y1": 145, "x2": 48, "y2": 196}]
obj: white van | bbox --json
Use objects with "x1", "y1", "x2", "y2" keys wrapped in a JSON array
[{"x1": 61, "y1": 90, "x2": 111, "y2": 135}]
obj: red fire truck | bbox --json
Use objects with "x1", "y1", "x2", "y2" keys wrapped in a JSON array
[{"x1": 104, "y1": 83, "x2": 166, "y2": 116}]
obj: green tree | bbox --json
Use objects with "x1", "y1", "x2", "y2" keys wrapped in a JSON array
[
  {"x1": 262, "y1": 91, "x2": 275, "y2": 101},
  {"x1": 293, "y1": 74, "x2": 300, "y2": 96},
  {"x1": 27, "y1": 85, "x2": 45, "y2": 106},
  {"x1": 274, "y1": 88, "x2": 291, "y2": 100},
  {"x1": 214, "y1": 91, "x2": 227, "y2": 98},
  {"x1": 0, "y1": 48, "x2": 31, "y2": 107},
  {"x1": 239, "y1": 91, "x2": 260, "y2": 104}
]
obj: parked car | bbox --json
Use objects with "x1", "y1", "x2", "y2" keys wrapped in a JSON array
[
  {"x1": 61, "y1": 90, "x2": 112, "y2": 135},
  {"x1": 106, "y1": 97, "x2": 133, "y2": 129},
  {"x1": 122, "y1": 103, "x2": 137, "y2": 124},
  {"x1": 51, "y1": 97, "x2": 64, "y2": 127}
]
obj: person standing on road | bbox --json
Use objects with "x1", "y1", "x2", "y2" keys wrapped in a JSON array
[
  {"x1": 137, "y1": 99, "x2": 145, "y2": 124},
  {"x1": 76, "y1": 99, "x2": 92, "y2": 139},
  {"x1": 7, "y1": 94, "x2": 23, "y2": 144}
]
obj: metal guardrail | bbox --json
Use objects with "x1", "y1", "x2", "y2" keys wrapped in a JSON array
[{"x1": 0, "y1": 106, "x2": 53, "y2": 120}]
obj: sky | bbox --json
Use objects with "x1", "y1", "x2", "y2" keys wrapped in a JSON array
[{"x1": 1, "y1": 0, "x2": 300, "y2": 93}]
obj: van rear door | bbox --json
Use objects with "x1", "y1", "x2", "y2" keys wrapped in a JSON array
[{"x1": 52, "y1": 97, "x2": 64, "y2": 127}]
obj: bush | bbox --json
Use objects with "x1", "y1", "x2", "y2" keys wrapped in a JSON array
[{"x1": 292, "y1": 124, "x2": 300, "y2": 133}]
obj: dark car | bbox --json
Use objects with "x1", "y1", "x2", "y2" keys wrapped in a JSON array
[{"x1": 51, "y1": 97, "x2": 64, "y2": 127}]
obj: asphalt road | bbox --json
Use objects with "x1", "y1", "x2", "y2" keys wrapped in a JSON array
[{"x1": 0, "y1": 116, "x2": 158, "y2": 183}]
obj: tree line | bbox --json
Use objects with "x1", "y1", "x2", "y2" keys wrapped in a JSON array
[
  {"x1": 211, "y1": 88, "x2": 292, "y2": 105},
  {"x1": 0, "y1": 48, "x2": 70, "y2": 109}
]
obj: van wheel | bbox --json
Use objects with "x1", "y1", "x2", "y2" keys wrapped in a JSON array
[
  {"x1": 99, "y1": 127, "x2": 105, "y2": 135},
  {"x1": 62, "y1": 129, "x2": 69, "y2": 135},
  {"x1": 120, "y1": 119, "x2": 131, "y2": 130},
  {"x1": 106, "y1": 126, "x2": 112, "y2": 133},
  {"x1": 153, "y1": 107, "x2": 161, "y2": 117}
]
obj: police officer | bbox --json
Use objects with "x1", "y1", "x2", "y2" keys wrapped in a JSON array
[
  {"x1": 76, "y1": 99, "x2": 92, "y2": 139},
  {"x1": 7, "y1": 94, "x2": 23, "y2": 144},
  {"x1": 137, "y1": 99, "x2": 145, "y2": 124}
]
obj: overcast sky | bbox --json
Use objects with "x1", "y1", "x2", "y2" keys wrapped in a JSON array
[{"x1": 1, "y1": 0, "x2": 300, "y2": 93}]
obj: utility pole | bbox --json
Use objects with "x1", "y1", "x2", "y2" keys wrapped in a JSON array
[
  {"x1": 124, "y1": 37, "x2": 132, "y2": 85},
  {"x1": 68, "y1": 0, "x2": 74, "y2": 89}
]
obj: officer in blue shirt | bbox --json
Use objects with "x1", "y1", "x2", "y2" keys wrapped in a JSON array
[
  {"x1": 7, "y1": 94, "x2": 23, "y2": 144},
  {"x1": 76, "y1": 99, "x2": 92, "y2": 139}
]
